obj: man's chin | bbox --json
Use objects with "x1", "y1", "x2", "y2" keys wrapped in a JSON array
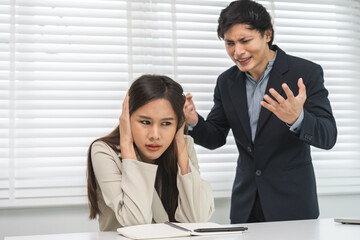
[{"x1": 236, "y1": 64, "x2": 248, "y2": 72}]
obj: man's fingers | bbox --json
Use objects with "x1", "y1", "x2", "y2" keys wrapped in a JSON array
[
  {"x1": 298, "y1": 78, "x2": 307, "y2": 99},
  {"x1": 185, "y1": 93, "x2": 193, "y2": 105},
  {"x1": 185, "y1": 93, "x2": 193, "y2": 101},
  {"x1": 263, "y1": 94, "x2": 278, "y2": 106},
  {"x1": 185, "y1": 93, "x2": 196, "y2": 111},
  {"x1": 268, "y1": 88, "x2": 285, "y2": 104},
  {"x1": 184, "y1": 101, "x2": 194, "y2": 111},
  {"x1": 260, "y1": 100, "x2": 275, "y2": 112},
  {"x1": 282, "y1": 83, "x2": 295, "y2": 99}
]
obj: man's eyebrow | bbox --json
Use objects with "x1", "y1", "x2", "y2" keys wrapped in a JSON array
[{"x1": 225, "y1": 37, "x2": 247, "y2": 42}]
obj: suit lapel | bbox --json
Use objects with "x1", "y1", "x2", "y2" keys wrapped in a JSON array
[
  {"x1": 255, "y1": 46, "x2": 289, "y2": 139},
  {"x1": 229, "y1": 70, "x2": 252, "y2": 143}
]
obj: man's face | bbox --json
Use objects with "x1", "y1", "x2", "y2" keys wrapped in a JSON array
[{"x1": 224, "y1": 23, "x2": 273, "y2": 81}]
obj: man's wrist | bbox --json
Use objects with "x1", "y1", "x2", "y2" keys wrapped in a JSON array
[
  {"x1": 288, "y1": 109, "x2": 304, "y2": 133},
  {"x1": 187, "y1": 120, "x2": 198, "y2": 131}
]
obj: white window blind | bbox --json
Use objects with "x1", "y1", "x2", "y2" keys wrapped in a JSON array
[
  {"x1": 1, "y1": 0, "x2": 130, "y2": 207},
  {"x1": 174, "y1": 0, "x2": 235, "y2": 197},
  {"x1": 0, "y1": 0, "x2": 11, "y2": 204},
  {"x1": 1, "y1": 0, "x2": 359, "y2": 208}
]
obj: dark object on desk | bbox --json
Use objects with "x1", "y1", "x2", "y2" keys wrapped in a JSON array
[
  {"x1": 334, "y1": 218, "x2": 360, "y2": 225},
  {"x1": 194, "y1": 226, "x2": 248, "y2": 233}
]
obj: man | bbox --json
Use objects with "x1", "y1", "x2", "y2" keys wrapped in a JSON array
[{"x1": 184, "y1": 0, "x2": 337, "y2": 223}]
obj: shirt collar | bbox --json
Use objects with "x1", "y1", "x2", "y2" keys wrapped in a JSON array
[{"x1": 245, "y1": 50, "x2": 278, "y2": 84}]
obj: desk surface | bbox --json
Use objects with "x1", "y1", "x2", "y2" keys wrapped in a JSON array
[{"x1": 4, "y1": 218, "x2": 360, "y2": 240}]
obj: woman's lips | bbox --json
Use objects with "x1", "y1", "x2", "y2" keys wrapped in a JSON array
[{"x1": 145, "y1": 144, "x2": 162, "y2": 151}]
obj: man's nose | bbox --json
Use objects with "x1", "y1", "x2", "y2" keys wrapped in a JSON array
[{"x1": 234, "y1": 44, "x2": 245, "y2": 59}]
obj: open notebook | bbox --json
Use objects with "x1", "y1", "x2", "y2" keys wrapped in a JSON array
[{"x1": 117, "y1": 222, "x2": 247, "y2": 239}]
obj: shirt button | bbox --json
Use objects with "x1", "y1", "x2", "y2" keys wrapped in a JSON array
[
  {"x1": 247, "y1": 146, "x2": 252, "y2": 153},
  {"x1": 256, "y1": 170, "x2": 262, "y2": 176}
]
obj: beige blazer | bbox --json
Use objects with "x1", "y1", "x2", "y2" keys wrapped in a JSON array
[{"x1": 91, "y1": 135, "x2": 214, "y2": 231}]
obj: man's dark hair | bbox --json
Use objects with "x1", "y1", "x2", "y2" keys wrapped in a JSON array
[{"x1": 217, "y1": 0, "x2": 274, "y2": 48}]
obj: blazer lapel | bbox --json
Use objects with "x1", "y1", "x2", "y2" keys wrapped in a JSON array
[
  {"x1": 151, "y1": 190, "x2": 169, "y2": 223},
  {"x1": 135, "y1": 149, "x2": 169, "y2": 223},
  {"x1": 229, "y1": 70, "x2": 252, "y2": 143},
  {"x1": 255, "y1": 46, "x2": 289, "y2": 139}
]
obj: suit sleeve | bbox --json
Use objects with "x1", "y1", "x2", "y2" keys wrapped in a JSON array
[
  {"x1": 298, "y1": 64, "x2": 337, "y2": 149},
  {"x1": 175, "y1": 135, "x2": 215, "y2": 222},
  {"x1": 91, "y1": 141, "x2": 158, "y2": 227},
  {"x1": 190, "y1": 77, "x2": 231, "y2": 150}
]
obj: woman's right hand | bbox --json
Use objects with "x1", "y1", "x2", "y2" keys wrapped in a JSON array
[{"x1": 119, "y1": 92, "x2": 137, "y2": 160}]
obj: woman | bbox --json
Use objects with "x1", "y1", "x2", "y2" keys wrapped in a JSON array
[{"x1": 87, "y1": 74, "x2": 214, "y2": 231}]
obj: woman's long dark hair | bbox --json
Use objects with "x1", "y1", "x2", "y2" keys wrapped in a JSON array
[{"x1": 87, "y1": 75, "x2": 186, "y2": 221}]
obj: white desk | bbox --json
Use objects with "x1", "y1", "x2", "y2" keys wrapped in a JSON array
[{"x1": 4, "y1": 218, "x2": 360, "y2": 240}]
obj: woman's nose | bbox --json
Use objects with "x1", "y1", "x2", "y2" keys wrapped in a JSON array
[{"x1": 148, "y1": 125, "x2": 160, "y2": 140}]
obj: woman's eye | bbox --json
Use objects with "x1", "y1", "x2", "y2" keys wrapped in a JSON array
[
  {"x1": 161, "y1": 122, "x2": 171, "y2": 126},
  {"x1": 140, "y1": 120, "x2": 150, "y2": 125}
]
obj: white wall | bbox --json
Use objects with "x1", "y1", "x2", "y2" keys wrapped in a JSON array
[{"x1": 1, "y1": 195, "x2": 360, "y2": 240}]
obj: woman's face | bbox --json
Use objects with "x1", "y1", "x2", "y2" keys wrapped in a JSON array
[{"x1": 130, "y1": 98, "x2": 178, "y2": 163}]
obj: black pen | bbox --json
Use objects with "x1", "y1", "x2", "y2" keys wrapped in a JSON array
[
  {"x1": 193, "y1": 226, "x2": 248, "y2": 233},
  {"x1": 164, "y1": 221, "x2": 191, "y2": 232}
]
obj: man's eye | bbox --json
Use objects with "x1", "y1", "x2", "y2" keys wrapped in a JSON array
[
  {"x1": 140, "y1": 120, "x2": 150, "y2": 125},
  {"x1": 225, "y1": 42, "x2": 234, "y2": 46},
  {"x1": 162, "y1": 122, "x2": 171, "y2": 126}
]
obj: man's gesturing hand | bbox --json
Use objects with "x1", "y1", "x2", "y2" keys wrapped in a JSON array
[{"x1": 260, "y1": 78, "x2": 307, "y2": 125}]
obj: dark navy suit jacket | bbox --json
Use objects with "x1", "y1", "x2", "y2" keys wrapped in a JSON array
[{"x1": 190, "y1": 45, "x2": 337, "y2": 223}]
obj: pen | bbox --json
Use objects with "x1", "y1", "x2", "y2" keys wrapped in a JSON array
[
  {"x1": 164, "y1": 221, "x2": 191, "y2": 232},
  {"x1": 193, "y1": 226, "x2": 248, "y2": 233}
]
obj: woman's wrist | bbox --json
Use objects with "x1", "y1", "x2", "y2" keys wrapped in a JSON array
[
  {"x1": 176, "y1": 136, "x2": 189, "y2": 175},
  {"x1": 120, "y1": 143, "x2": 136, "y2": 160}
]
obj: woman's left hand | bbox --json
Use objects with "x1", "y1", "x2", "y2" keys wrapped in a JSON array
[{"x1": 175, "y1": 121, "x2": 189, "y2": 175}]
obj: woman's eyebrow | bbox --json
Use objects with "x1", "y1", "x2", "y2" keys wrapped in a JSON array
[
  {"x1": 137, "y1": 115, "x2": 175, "y2": 121},
  {"x1": 137, "y1": 115, "x2": 151, "y2": 120},
  {"x1": 161, "y1": 117, "x2": 175, "y2": 121}
]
